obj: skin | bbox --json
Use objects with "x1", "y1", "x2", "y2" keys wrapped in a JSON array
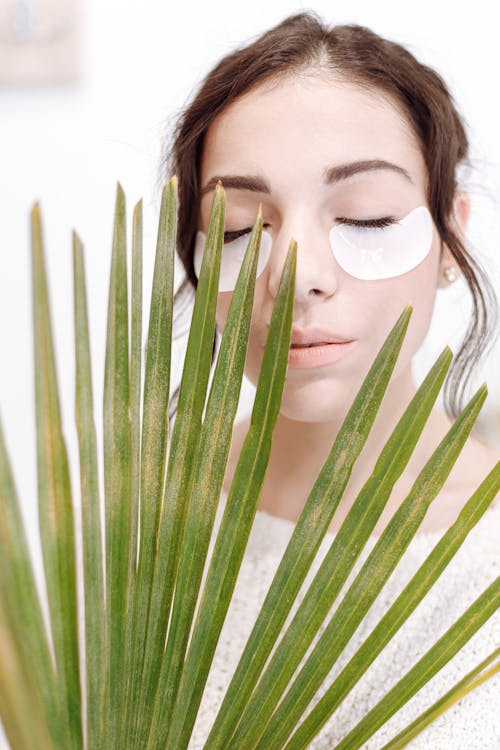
[{"x1": 198, "y1": 71, "x2": 499, "y2": 537}]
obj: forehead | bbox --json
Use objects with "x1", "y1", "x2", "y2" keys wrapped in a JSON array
[{"x1": 200, "y1": 73, "x2": 427, "y2": 194}]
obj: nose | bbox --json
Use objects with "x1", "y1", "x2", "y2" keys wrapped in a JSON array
[{"x1": 265, "y1": 219, "x2": 339, "y2": 302}]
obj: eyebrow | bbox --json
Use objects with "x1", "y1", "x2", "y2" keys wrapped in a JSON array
[{"x1": 200, "y1": 158, "x2": 413, "y2": 197}]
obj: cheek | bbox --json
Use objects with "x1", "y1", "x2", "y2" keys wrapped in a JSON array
[{"x1": 359, "y1": 253, "x2": 440, "y2": 367}]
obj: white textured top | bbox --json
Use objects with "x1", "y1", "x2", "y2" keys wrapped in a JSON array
[{"x1": 189, "y1": 490, "x2": 500, "y2": 749}]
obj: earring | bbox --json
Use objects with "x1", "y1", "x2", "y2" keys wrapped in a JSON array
[{"x1": 443, "y1": 266, "x2": 458, "y2": 283}]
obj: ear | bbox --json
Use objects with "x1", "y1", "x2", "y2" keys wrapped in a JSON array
[{"x1": 438, "y1": 190, "x2": 470, "y2": 288}]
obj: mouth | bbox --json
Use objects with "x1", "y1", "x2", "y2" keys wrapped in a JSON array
[
  {"x1": 290, "y1": 342, "x2": 338, "y2": 348},
  {"x1": 287, "y1": 340, "x2": 356, "y2": 368},
  {"x1": 289, "y1": 324, "x2": 353, "y2": 348}
]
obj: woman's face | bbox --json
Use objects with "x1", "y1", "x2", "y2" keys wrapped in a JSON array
[{"x1": 198, "y1": 73, "x2": 447, "y2": 423}]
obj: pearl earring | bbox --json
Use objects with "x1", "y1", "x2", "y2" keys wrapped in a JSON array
[{"x1": 443, "y1": 266, "x2": 458, "y2": 283}]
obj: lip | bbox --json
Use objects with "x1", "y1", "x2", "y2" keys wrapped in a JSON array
[
  {"x1": 290, "y1": 324, "x2": 353, "y2": 346},
  {"x1": 288, "y1": 340, "x2": 356, "y2": 368}
]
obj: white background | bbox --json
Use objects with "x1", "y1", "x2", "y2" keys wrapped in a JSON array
[{"x1": 0, "y1": 1, "x2": 499, "y2": 746}]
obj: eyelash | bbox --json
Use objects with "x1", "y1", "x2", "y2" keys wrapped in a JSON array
[
  {"x1": 223, "y1": 224, "x2": 271, "y2": 242},
  {"x1": 337, "y1": 216, "x2": 397, "y2": 229},
  {"x1": 222, "y1": 216, "x2": 397, "y2": 242}
]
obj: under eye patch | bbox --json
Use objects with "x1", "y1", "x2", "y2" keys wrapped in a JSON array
[
  {"x1": 193, "y1": 205, "x2": 434, "y2": 291},
  {"x1": 329, "y1": 205, "x2": 434, "y2": 280},
  {"x1": 193, "y1": 229, "x2": 272, "y2": 292}
]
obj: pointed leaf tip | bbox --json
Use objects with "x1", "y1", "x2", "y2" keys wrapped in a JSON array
[
  {"x1": 30, "y1": 203, "x2": 43, "y2": 239},
  {"x1": 478, "y1": 382, "x2": 488, "y2": 399},
  {"x1": 470, "y1": 382, "x2": 488, "y2": 403},
  {"x1": 393, "y1": 304, "x2": 413, "y2": 333}
]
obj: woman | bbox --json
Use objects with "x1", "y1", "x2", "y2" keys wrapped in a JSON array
[{"x1": 164, "y1": 12, "x2": 499, "y2": 748}]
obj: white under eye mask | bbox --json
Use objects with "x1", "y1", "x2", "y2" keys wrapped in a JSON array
[
  {"x1": 193, "y1": 205, "x2": 434, "y2": 290},
  {"x1": 193, "y1": 230, "x2": 273, "y2": 292},
  {"x1": 328, "y1": 205, "x2": 434, "y2": 280}
]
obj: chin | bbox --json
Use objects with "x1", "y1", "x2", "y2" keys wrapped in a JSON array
[
  {"x1": 279, "y1": 383, "x2": 357, "y2": 424},
  {"x1": 280, "y1": 401, "x2": 353, "y2": 425}
]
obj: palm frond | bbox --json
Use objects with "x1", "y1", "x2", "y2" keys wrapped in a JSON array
[
  {"x1": 0, "y1": 182, "x2": 498, "y2": 750},
  {"x1": 31, "y1": 205, "x2": 82, "y2": 749},
  {"x1": 73, "y1": 229, "x2": 106, "y2": 748}
]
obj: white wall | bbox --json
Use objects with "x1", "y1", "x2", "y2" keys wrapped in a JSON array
[{"x1": 0, "y1": 1, "x2": 499, "y2": 745}]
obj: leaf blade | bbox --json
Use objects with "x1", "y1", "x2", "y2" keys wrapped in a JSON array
[
  {"x1": 102, "y1": 184, "x2": 131, "y2": 746},
  {"x1": 73, "y1": 231, "x2": 106, "y2": 749},
  {"x1": 332, "y1": 576, "x2": 500, "y2": 750},
  {"x1": 380, "y1": 647, "x2": 500, "y2": 750},
  {"x1": 31, "y1": 204, "x2": 82, "y2": 748},
  {"x1": 0, "y1": 415, "x2": 63, "y2": 746}
]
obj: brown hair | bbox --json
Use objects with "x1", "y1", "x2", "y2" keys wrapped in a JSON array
[{"x1": 162, "y1": 10, "x2": 497, "y2": 424}]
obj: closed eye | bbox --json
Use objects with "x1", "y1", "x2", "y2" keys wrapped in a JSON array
[
  {"x1": 336, "y1": 216, "x2": 397, "y2": 229},
  {"x1": 223, "y1": 224, "x2": 271, "y2": 243}
]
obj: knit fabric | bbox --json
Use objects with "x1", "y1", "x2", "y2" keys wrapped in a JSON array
[{"x1": 189, "y1": 490, "x2": 500, "y2": 749}]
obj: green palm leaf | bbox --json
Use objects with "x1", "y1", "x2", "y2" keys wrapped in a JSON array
[
  {"x1": 0, "y1": 182, "x2": 498, "y2": 750},
  {"x1": 73, "y1": 230, "x2": 106, "y2": 749},
  {"x1": 0, "y1": 418, "x2": 62, "y2": 748},
  {"x1": 31, "y1": 205, "x2": 82, "y2": 749},
  {"x1": 332, "y1": 576, "x2": 499, "y2": 750},
  {"x1": 380, "y1": 646, "x2": 500, "y2": 749}
]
